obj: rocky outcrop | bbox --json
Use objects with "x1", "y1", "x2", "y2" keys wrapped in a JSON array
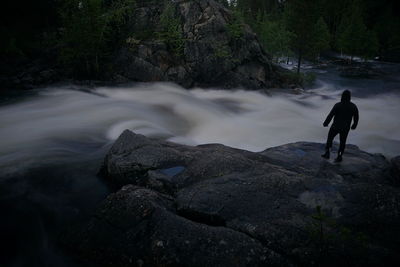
[
  {"x1": 114, "y1": 0, "x2": 286, "y2": 89},
  {"x1": 68, "y1": 185, "x2": 289, "y2": 266},
  {"x1": 1, "y1": 0, "x2": 289, "y2": 90},
  {"x1": 0, "y1": 57, "x2": 60, "y2": 90},
  {"x1": 391, "y1": 156, "x2": 400, "y2": 185},
  {"x1": 67, "y1": 130, "x2": 400, "y2": 266}
]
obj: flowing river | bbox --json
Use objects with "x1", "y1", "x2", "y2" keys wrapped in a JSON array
[{"x1": 1, "y1": 61, "x2": 399, "y2": 266}]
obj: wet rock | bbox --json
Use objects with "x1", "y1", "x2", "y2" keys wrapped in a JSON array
[
  {"x1": 261, "y1": 142, "x2": 391, "y2": 184},
  {"x1": 77, "y1": 130, "x2": 400, "y2": 266}
]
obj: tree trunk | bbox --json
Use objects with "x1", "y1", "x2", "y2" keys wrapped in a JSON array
[
  {"x1": 86, "y1": 59, "x2": 90, "y2": 76},
  {"x1": 95, "y1": 54, "x2": 99, "y2": 74},
  {"x1": 297, "y1": 51, "x2": 302, "y2": 74}
]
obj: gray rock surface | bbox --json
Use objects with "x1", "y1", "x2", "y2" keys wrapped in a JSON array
[
  {"x1": 68, "y1": 185, "x2": 289, "y2": 266},
  {"x1": 261, "y1": 142, "x2": 391, "y2": 184},
  {"x1": 71, "y1": 130, "x2": 400, "y2": 266},
  {"x1": 114, "y1": 0, "x2": 287, "y2": 89}
]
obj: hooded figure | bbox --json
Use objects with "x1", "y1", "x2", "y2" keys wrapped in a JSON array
[{"x1": 322, "y1": 90, "x2": 359, "y2": 162}]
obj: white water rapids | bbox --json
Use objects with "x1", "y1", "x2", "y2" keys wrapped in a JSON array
[
  {"x1": 1, "y1": 67, "x2": 400, "y2": 267},
  {"x1": 1, "y1": 82, "x2": 399, "y2": 176}
]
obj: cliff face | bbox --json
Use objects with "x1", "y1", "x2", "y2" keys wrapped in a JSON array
[
  {"x1": 114, "y1": 0, "x2": 286, "y2": 89},
  {"x1": 66, "y1": 130, "x2": 400, "y2": 266}
]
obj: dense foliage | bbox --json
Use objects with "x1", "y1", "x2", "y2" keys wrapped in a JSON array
[
  {"x1": 157, "y1": 2, "x2": 185, "y2": 57},
  {"x1": 1, "y1": 0, "x2": 399, "y2": 79},
  {"x1": 228, "y1": 0, "x2": 400, "y2": 72},
  {"x1": 59, "y1": 0, "x2": 134, "y2": 77}
]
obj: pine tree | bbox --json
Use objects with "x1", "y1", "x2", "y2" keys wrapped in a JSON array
[
  {"x1": 309, "y1": 17, "x2": 331, "y2": 61},
  {"x1": 374, "y1": 9, "x2": 400, "y2": 55},
  {"x1": 321, "y1": 0, "x2": 352, "y2": 49},
  {"x1": 157, "y1": 1, "x2": 185, "y2": 56},
  {"x1": 360, "y1": 29, "x2": 379, "y2": 60},
  {"x1": 236, "y1": 0, "x2": 281, "y2": 27},
  {"x1": 284, "y1": 0, "x2": 323, "y2": 73},
  {"x1": 336, "y1": 0, "x2": 377, "y2": 62},
  {"x1": 59, "y1": 0, "x2": 134, "y2": 77},
  {"x1": 258, "y1": 17, "x2": 293, "y2": 62}
]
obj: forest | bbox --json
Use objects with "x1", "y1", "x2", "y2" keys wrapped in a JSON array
[{"x1": 1, "y1": 0, "x2": 399, "y2": 79}]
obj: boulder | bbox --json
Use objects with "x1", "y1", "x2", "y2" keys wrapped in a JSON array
[
  {"x1": 68, "y1": 185, "x2": 289, "y2": 267},
  {"x1": 73, "y1": 130, "x2": 400, "y2": 266},
  {"x1": 390, "y1": 156, "x2": 400, "y2": 185},
  {"x1": 114, "y1": 0, "x2": 286, "y2": 89}
]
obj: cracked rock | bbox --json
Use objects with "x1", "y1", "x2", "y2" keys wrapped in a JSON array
[
  {"x1": 114, "y1": 0, "x2": 288, "y2": 89},
  {"x1": 69, "y1": 130, "x2": 400, "y2": 266}
]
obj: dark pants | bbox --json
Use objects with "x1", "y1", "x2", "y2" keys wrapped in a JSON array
[{"x1": 325, "y1": 127, "x2": 350, "y2": 154}]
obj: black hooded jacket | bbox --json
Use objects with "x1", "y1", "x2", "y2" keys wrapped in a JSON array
[{"x1": 323, "y1": 90, "x2": 359, "y2": 131}]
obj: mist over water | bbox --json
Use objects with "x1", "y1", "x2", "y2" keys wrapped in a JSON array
[
  {"x1": 1, "y1": 81, "x2": 399, "y2": 172},
  {"x1": 0, "y1": 63, "x2": 399, "y2": 266},
  {"x1": 102, "y1": 83, "x2": 400, "y2": 156}
]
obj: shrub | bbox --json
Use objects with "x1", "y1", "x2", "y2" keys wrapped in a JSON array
[
  {"x1": 59, "y1": 0, "x2": 134, "y2": 78},
  {"x1": 157, "y1": 1, "x2": 185, "y2": 57},
  {"x1": 227, "y1": 9, "x2": 244, "y2": 40}
]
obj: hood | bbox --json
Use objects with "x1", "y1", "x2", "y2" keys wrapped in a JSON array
[{"x1": 341, "y1": 90, "x2": 351, "y2": 102}]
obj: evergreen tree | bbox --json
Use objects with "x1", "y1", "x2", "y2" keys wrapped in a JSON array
[
  {"x1": 226, "y1": 8, "x2": 245, "y2": 40},
  {"x1": 257, "y1": 16, "x2": 293, "y2": 62},
  {"x1": 360, "y1": 29, "x2": 379, "y2": 60},
  {"x1": 235, "y1": 0, "x2": 281, "y2": 27},
  {"x1": 284, "y1": 0, "x2": 323, "y2": 73},
  {"x1": 374, "y1": 9, "x2": 400, "y2": 55},
  {"x1": 157, "y1": 1, "x2": 185, "y2": 57},
  {"x1": 337, "y1": 0, "x2": 377, "y2": 61},
  {"x1": 309, "y1": 17, "x2": 331, "y2": 61},
  {"x1": 321, "y1": 0, "x2": 351, "y2": 49},
  {"x1": 59, "y1": 0, "x2": 134, "y2": 77}
]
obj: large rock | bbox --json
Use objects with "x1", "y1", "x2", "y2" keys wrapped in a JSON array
[
  {"x1": 390, "y1": 156, "x2": 400, "y2": 185},
  {"x1": 114, "y1": 0, "x2": 286, "y2": 89},
  {"x1": 0, "y1": 57, "x2": 60, "y2": 90},
  {"x1": 261, "y1": 142, "x2": 391, "y2": 184},
  {"x1": 67, "y1": 185, "x2": 288, "y2": 266},
  {"x1": 72, "y1": 130, "x2": 400, "y2": 266}
]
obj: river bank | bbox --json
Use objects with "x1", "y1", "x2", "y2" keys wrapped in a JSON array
[
  {"x1": 67, "y1": 130, "x2": 400, "y2": 266},
  {"x1": 0, "y1": 59, "x2": 399, "y2": 266}
]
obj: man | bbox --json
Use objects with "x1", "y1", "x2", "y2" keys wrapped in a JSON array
[{"x1": 321, "y1": 90, "x2": 359, "y2": 162}]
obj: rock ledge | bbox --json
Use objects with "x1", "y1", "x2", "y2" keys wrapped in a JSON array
[{"x1": 68, "y1": 130, "x2": 400, "y2": 266}]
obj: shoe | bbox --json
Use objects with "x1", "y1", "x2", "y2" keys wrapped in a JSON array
[
  {"x1": 321, "y1": 150, "x2": 330, "y2": 159},
  {"x1": 335, "y1": 155, "x2": 342, "y2": 162}
]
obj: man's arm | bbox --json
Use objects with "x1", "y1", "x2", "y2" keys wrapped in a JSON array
[
  {"x1": 351, "y1": 105, "x2": 359, "y2": 130},
  {"x1": 323, "y1": 104, "x2": 336, "y2": 127}
]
